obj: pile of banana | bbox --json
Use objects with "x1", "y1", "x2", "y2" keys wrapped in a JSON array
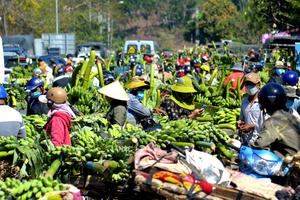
[
  {"x1": 212, "y1": 96, "x2": 241, "y2": 108},
  {"x1": 67, "y1": 86, "x2": 110, "y2": 114},
  {"x1": 23, "y1": 115, "x2": 47, "y2": 139},
  {"x1": 12, "y1": 177, "x2": 65, "y2": 200},
  {"x1": 213, "y1": 107, "x2": 240, "y2": 128}
]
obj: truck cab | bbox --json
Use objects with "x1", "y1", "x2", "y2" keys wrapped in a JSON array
[
  {"x1": 3, "y1": 45, "x2": 29, "y2": 68},
  {"x1": 124, "y1": 40, "x2": 160, "y2": 57}
]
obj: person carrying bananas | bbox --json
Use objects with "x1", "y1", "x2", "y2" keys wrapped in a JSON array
[
  {"x1": 99, "y1": 81, "x2": 129, "y2": 126},
  {"x1": 39, "y1": 87, "x2": 76, "y2": 146},
  {"x1": 237, "y1": 72, "x2": 264, "y2": 145},
  {"x1": 159, "y1": 76, "x2": 203, "y2": 121},
  {"x1": 25, "y1": 77, "x2": 49, "y2": 116},
  {"x1": 0, "y1": 85, "x2": 26, "y2": 139}
]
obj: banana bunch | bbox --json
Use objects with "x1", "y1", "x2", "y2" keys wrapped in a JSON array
[
  {"x1": 195, "y1": 94, "x2": 212, "y2": 106},
  {"x1": 72, "y1": 127, "x2": 103, "y2": 149},
  {"x1": 67, "y1": 86, "x2": 110, "y2": 114},
  {"x1": 23, "y1": 115, "x2": 47, "y2": 139},
  {"x1": 150, "y1": 119, "x2": 231, "y2": 149},
  {"x1": 72, "y1": 113, "x2": 109, "y2": 133},
  {"x1": 0, "y1": 177, "x2": 21, "y2": 199},
  {"x1": 10, "y1": 177, "x2": 66, "y2": 200},
  {"x1": 213, "y1": 108, "x2": 240, "y2": 127},
  {"x1": 118, "y1": 124, "x2": 157, "y2": 147},
  {"x1": 212, "y1": 96, "x2": 241, "y2": 108}
]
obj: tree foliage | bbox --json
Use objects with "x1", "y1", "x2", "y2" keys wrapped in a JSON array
[{"x1": 0, "y1": 0, "x2": 299, "y2": 48}]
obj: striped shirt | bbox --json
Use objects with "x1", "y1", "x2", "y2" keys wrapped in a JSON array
[{"x1": 0, "y1": 105, "x2": 26, "y2": 139}]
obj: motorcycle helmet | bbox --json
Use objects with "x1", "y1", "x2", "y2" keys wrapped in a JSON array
[
  {"x1": 104, "y1": 72, "x2": 116, "y2": 85},
  {"x1": 0, "y1": 85, "x2": 7, "y2": 99},
  {"x1": 144, "y1": 55, "x2": 152, "y2": 64},
  {"x1": 54, "y1": 65, "x2": 65, "y2": 76},
  {"x1": 177, "y1": 58, "x2": 185, "y2": 66},
  {"x1": 165, "y1": 65, "x2": 172, "y2": 73},
  {"x1": 46, "y1": 87, "x2": 67, "y2": 104},
  {"x1": 129, "y1": 56, "x2": 136, "y2": 68},
  {"x1": 65, "y1": 66, "x2": 73, "y2": 73},
  {"x1": 282, "y1": 71, "x2": 299, "y2": 86},
  {"x1": 135, "y1": 64, "x2": 144, "y2": 76},
  {"x1": 258, "y1": 83, "x2": 287, "y2": 114},
  {"x1": 33, "y1": 68, "x2": 43, "y2": 77},
  {"x1": 184, "y1": 65, "x2": 193, "y2": 74},
  {"x1": 25, "y1": 77, "x2": 44, "y2": 92}
]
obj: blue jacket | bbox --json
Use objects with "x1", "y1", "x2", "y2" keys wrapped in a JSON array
[{"x1": 127, "y1": 93, "x2": 151, "y2": 125}]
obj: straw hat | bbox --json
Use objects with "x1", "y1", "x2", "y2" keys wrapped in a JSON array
[
  {"x1": 171, "y1": 76, "x2": 197, "y2": 93},
  {"x1": 245, "y1": 72, "x2": 261, "y2": 84},
  {"x1": 127, "y1": 76, "x2": 150, "y2": 89},
  {"x1": 98, "y1": 81, "x2": 129, "y2": 101},
  {"x1": 275, "y1": 61, "x2": 285, "y2": 68}
]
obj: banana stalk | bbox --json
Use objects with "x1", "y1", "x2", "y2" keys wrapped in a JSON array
[
  {"x1": 208, "y1": 68, "x2": 218, "y2": 86},
  {"x1": 226, "y1": 80, "x2": 232, "y2": 99},
  {"x1": 96, "y1": 63, "x2": 105, "y2": 87},
  {"x1": 77, "y1": 61, "x2": 88, "y2": 86},
  {"x1": 147, "y1": 63, "x2": 155, "y2": 102},
  {"x1": 236, "y1": 77, "x2": 242, "y2": 102},
  {"x1": 155, "y1": 89, "x2": 161, "y2": 108},
  {"x1": 45, "y1": 159, "x2": 61, "y2": 178},
  {"x1": 70, "y1": 63, "x2": 82, "y2": 87},
  {"x1": 83, "y1": 50, "x2": 96, "y2": 89},
  {"x1": 132, "y1": 64, "x2": 138, "y2": 77}
]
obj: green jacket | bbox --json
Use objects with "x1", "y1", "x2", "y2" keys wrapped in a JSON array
[
  {"x1": 255, "y1": 110, "x2": 300, "y2": 158},
  {"x1": 107, "y1": 104, "x2": 127, "y2": 126}
]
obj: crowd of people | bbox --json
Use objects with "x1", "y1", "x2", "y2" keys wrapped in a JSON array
[{"x1": 0, "y1": 47, "x2": 299, "y2": 189}]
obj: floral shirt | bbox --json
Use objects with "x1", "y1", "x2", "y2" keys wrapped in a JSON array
[{"x1": 160, "y1": 98, "x2": 191, "y2": 121}]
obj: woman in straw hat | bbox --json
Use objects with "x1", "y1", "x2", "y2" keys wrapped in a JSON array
[
  {"x1": 159, "y1": 76, "x2": 203, "y2": 121},
  {"x1": 99, "y1": 81, "x2": 129, "y2": 126}
]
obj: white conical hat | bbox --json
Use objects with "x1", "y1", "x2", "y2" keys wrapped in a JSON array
[{"x1": 98, "y1": 81, "x2": 129, "y2": 101}]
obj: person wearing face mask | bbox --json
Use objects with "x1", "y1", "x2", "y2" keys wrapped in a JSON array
[
  {"x1": 267, "y1": 61, "x2": 286, "y2": 84},
  {"x1": 25, "y1": 77, "x2": 49, "y2": 116},
  {"x1": 160, "y1": 76, "x2": 203, "y2": 121},
  {"x1": 254, "y1": 83, "x2": 300, "y2": 159},
  {"x1": 284, "y1": 86, "x2": 300, "y2": 119},
  {"x1": 126, "y1": 76, "x2": 152, "y2": 126},
  {"x1": 39, "y1": 87, "x2": 75, "y2": 146},
  {"x1": 237, "y1": 72, "x2": 264, "y2": 145}
]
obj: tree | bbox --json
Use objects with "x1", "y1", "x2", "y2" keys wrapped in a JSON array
[{"x1": 197, "y1": 0, "x2": 239, "y2": 42}]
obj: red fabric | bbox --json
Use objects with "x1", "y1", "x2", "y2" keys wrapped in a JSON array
[
  {"x1": 45, "y1": 112, "x2": 72, "y2": 146},
  {"x1": 224, "y1": 71, "x2": 246, "y2": 93}
]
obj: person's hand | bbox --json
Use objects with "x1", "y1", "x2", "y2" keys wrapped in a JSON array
[
  {"x1": 153, "y1": 107, "x2": 167, "y2": 115},
  {"x1": 240, "y1": 123, "x2": 255, "y2": 133},
  {"x1": 190, "y1": 108, "x2": 204, "y2": 119},
  {"x1": 236, "y1": 120, "x2": 244, "y2": 129}
]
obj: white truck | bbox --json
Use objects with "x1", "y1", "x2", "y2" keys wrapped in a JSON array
[{"x1": 123, "y1": 40, "x2": 160, "y2": 57}]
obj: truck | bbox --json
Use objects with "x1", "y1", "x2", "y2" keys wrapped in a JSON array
[
  {"x1": 2, "y1": 35, "x2": 34, "y2": 68},
  {"x1": 123, "y1": 40, "x2": 160, "y2": 57}
]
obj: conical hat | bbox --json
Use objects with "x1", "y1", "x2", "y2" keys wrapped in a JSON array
[{"x1": 98, "y1": 81, "x2": 129, "y2": 101}]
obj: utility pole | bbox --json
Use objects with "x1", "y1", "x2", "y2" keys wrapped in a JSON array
[
  {"x1": 1, "y1": 0, "x2": 8, "y2": 36},
  {"x1": 55, "y1": 0, "x2": 59, "y2": 34}
]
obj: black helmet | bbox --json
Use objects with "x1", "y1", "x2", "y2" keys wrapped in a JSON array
[{"x1": 258, "y1": 83, "x2": 287, "y2": 114}]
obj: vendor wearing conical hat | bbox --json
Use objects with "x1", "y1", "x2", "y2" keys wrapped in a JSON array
[
  {"x1": 126, "y1": 76, "x2": 151, "y2": 126},
  {"x1": 160, "y1": 76, "x2": 203, "y2": 120},
  {"x1": 99, "y1": 81, "x2": 129, "y2": 126}
]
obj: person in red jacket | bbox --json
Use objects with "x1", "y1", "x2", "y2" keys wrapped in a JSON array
[
  {"x1": 41, "y1": 87, "x2": 75, "y2": 146},
  {"x1": 224, "y1": 63, "x2": 246, "y2": 93}
]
